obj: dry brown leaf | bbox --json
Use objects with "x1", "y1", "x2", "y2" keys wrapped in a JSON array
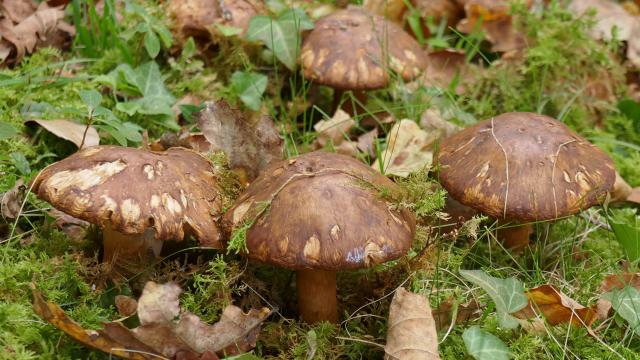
[
  {"x1": 384, "y1": 287, "x2": 440, "y2": 360},
  {"x1": 1, "y1": 0, "x2": 37, "y2": 23},
  {"x1": 0, "y1": 3, "x2": 74, "y2": 65},
  {"x1": 431, "y1": 296, "x2": 480, "y2": 331},
  {"x1": 569, "y1": 0, "x2": 640, "y2": 68},
  {"x1": 420, "y1": 108, "x2": 461, "y2": 138},
  {"x1": 404, "y1": 0, "x2": 463, "y2": 39},
  {"x1": 513, "y1": 285, "x2": 597, "y2": 331},
  {"x1": 115, "y1": 295, "x2": 138, "y2": 318},
  {"x1": 456, "y1": 1, "x2": 526, "y2": 53},
  {"x1": 28, "y1": 119, "x2": 99, "y2": 148},
  {"x1": 377, "y1": 119, "x2": 439, "y2": 177},
  {"x1": 313, "y1": 109, "x2": 359, "y2": 156},
  {"x1": 31, "y1": 287, "x2": 159, "y2": 359},
  {"x1": 1, "y1": 179, "x2": 25, "y2": 220},
  {"x1": 363, "y1": 0, "x2": 407, "y2": 23},
  {"x1": 596, "y1": 273, "x2": 640, "y2": 320},
  {"x1": 357, "y1": 128, "x2": 378, "y2": 157},
  {"x1": 48, "y1": 208, "x2": 89, "y2": 243},
  {"x1": 33, "y1": 281, "x2": 271, "y2": 359},
  {"x1": 198, "y1": 100, "x2": 283, "y2": 180},
  {"x1": 419, "y1": 50, "x2": 471, "y2": 94}
]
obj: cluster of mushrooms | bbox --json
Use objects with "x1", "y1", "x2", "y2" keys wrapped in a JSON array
[{"x1": 32, "y1": 7, "x2": 617, "y2": 325}]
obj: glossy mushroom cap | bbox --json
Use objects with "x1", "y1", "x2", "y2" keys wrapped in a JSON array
[
  {"x1": 32, "y1": 146, "x2": 225, "y2": 248},
  {"x1": 437, "y1": 112, "x2": 616, "y2": 222},
  {"x1": 300, "y1": 7, "x2": 427, "y2": 90},
  {"x1": 224, "y1": 151, "x2": 416, "y2": 270}
]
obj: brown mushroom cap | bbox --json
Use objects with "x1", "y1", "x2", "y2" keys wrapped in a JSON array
[
  {"x1": 437, "y1": 112, "x2": 616, "y2": 222},
  {"x1": 32, "y1": 146, "x2": 225, "y2": 248},
  {"x1": 224, "y1": 151, "x2": 416, "y2": 270},
  {"x1": 300, "y1": 7, "x2": 427, "y2": 90}
]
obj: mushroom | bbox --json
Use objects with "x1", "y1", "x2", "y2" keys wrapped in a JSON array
[
  {"x1": 224, "y1": 151, "x2": 416, "y2": 323},
  {"x1": 300, "y1": 7, "x2": 427, "y2": 113},
  {"x1": 32, "y1": 145, "x2": 226, "y2": 264},
  {"x1": 437, "y1": 112, "x2": 616, "y2": 249}
]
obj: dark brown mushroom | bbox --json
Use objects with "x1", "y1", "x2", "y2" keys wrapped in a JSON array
[
  {"x1": 300, "y1": 7, "x2": 427, "y2": 113},
  {"x1": 224, "y1": 151, "x2": 416, "y2": 323},
  {"x1": 437, "y1": 112, "x2": 616, "y2": 249},
  {"x1": 32, "y1": 146, "x2": 226, "y2": 263}
]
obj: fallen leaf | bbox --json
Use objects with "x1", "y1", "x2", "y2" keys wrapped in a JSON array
[
  {"x1": 601, "y1": 286, "x2": 640, "y2": 333},
  {"x1": 377, "y1": 119, "x2": 439, "y2": 177},
  {"x1": 456, "y1": 1, "x2": 526, "y2": 53},
  {"x1": 28, "y1": 119, "x2": 99, "y2": 148},
  {"x1": 363, "y1": 0, "x2": 406, "y2": 23},
  {"x1": 569, "y1": 0, "x2": 640, "y2": 68},
  {"x1": 313, "y1": 109, "x2": 359, "y2": 156},
  {"x1": 463, "y1": 326, "x2": 511, "y2": 360},
  {"x1": 151, "y1": 130, "x2": 213, "y2": 153},
  {"x1": 115, "y1": 295, "x2": 138, "y2": 318},
  {"x1": 596, "y1": 273, "x2": 640, "y2": 320},
  {"x1": 33, "y1": 281, "x2": 271, "y2": 358},
  {"x1": 405, "y1": 0, "x2": 463, "y2": 38},
  {"x1": 420, "y1": 108, "x2": 461, "y2": 138},
  {"x1": 432, "y1": 296, "x2": 481, "y2": 331},
  {"x1": 31, "y1": 287, "x2": 159, "y2": 359},
  {"x1": 198, "y1": 100, "x2": 283, "y2": 180},
  {"x1": 1, "y1": 179, "x2": 25, "y2": 220},
  {"x1": 0, "y1": 3, "x2": 75, "y2": 65},
  {"x1": 512, "y1": 285, "x2": 597, "y2": 330},
  {"x1": 460, "y1": 270, "x2": 528, "y2": 329},
  {"x1": 1, "y1": 0, "x2": 37, "y2": 23},
  {"x1": 384, "y1": 287, "x2": 440, "y2": 360},
  {"x1": 48, "y1": 208, "x2": 89, "y2": 243},
  {"x1": 419, "y1": 50, "x2": 471, "y2": 94},
  {"x1": 356, "y1": 128, "x2": 378, "y2": 157}
]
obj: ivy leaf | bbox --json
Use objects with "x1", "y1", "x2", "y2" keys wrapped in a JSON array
[
  {"x1": 460, "y1": 270, "x2": 528, "y2": 329},
  {"x1": 10, "y1": 152, "x2": 30, "y2": 175},
  {"x1": 463, "y1": 326, "x2": 512, "y2": 360},
  {"x1": 230, "y1": 71, "x2": 268, "y2": 111},
  {"x1": 246, "y1": 8, "x2": 314, "y2": 70},
  {"x1": 0, "y1": 121, "x2": 18, "y2": 141},
  {"x1": 608, "y1": 210, "x2": 640, "y2": 262},
  {"x1": 144, "y1": 31, "x2": 161, "y2": 58},
  {"x1": 602, "y1": 286, "x2": 640, "y2": 334}
]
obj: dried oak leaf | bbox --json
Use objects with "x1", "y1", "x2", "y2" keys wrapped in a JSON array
[
  {"x1": 513, "y1": 285, "x2": 597, "y2": 331},
  {"x1": 48, "y1": 208, "x2": 89, "y2": 243},
  {"x1": 384, "y1": 287, "x2": 440, "y2": 360},
  {"x1": 1, "y1": 0, "x2": 37, "y2": 23},
  {"x1": 27, "y1": 119, "x2": 99, "y2": 148},
  {"x1": 198, "y1": 100, "x2": 283, "y2": 180},
  {"x1": 33, "y1": 281, "x2": 271, "y2": 359},
  {"x1": 596, "y1": 273, "x2": 640, "y2": 320},
  {"x1": 377, "y1": 119, "x2": 440, "y2": 177},
  {"x1": 431, "y1": 296, "x2": 480, "y2": 331},
  {"x1": 456, "y1": 0, "x2": 527, "y2": 53},
  {"x1": 313, "y1": 109, "x2": 358, "y2": 156},
  {"x1": 0, "y1": 3, "x2": 74, "y2": 65},
  {"x1": 1, "y1": 179, "x2": 25, "y2": 220}
]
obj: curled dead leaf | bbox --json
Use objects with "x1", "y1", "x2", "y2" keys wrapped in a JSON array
[
  {"x1": 27, "y1": 119, "x2": 99, "y2": 149},
  {"x1": 48, "y1": 208, "x2": 89, "y2": 243},
  {"x1": 313, "y1": 109, "x2": 359, "y2": 156},
  {"x1": 456, "y1": 1, "x2": 527, "y2": 53},
  {"x1": 377, "y1": 119, "x2": 439, "y2": 177},
  {"x1": 513, "y1": 284, "x2": 597, "y2": 332},
  {"x1": 198, "y1": 100, "x2": 283, "y2": 180},
  {"x1": 384, "y1": 287, "x2": 440, "y2": 360},
  {"x1": 32, "y1": 281, "x2": 271, "y2": 358},
  {"x1": 1, "y1": 179, "x2": 25, "y2": 220},
  {"x1": 115, "y1": 295, "x2": 138, "y2": 318},
  {"x1": 1, "y1": 0, "x2": 37, "y2": 23}
]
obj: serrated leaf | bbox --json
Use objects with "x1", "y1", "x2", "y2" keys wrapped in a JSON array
[
  {"x1": 602, "y1": 286, "x2": 640, "y2": 334},
  {"x1": 246, "y1": 9, "x2": 314, "y2": 70},
  {"x1": 230, "y1": 71, "x2": 268, "y2": 111},
  {"x1": 79, "y1": 89, "x2": 102, "y2": 111},
  {"x1": 0, "y1": 121, "x2": 18, "y2": 140},
  {"x1": 460, "y1": 270, "x2": 528, "y2": 329},
  {"x1": 144, "y1": 31, "x2": 160, "y2": 58},
  {"x1": 463, "y1": 326, "x2": 512, "y2": 360}
]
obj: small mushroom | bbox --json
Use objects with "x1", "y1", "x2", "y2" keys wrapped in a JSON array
[
  {"x1": 32, "y1": 146, "x2": 226, "y2": 263},
  {"x1": 300, "y1": 7, "x2": 427, "y2": 113},
  {"x1": 224, "y1": 151, "x2": 416, "y2": 323},
  {"x1": 437, "y1": 112, "x2": 616, "y2": 249}
]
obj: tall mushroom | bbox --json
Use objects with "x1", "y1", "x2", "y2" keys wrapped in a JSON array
[
  {"x1": 437, "y1": 112, "x2": 616, "y2": 249},
  {"x1": 32, "y1": 146, "x2": 227, "y2": 266},
  {"x1": 224, "y1": 151, "x2": 416, "y2": 323},
  {"x1": 300, "y1": 7, "x2": 427, "y2": 113}
]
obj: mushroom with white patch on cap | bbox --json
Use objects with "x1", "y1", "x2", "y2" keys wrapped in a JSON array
[
  {"x1": 300, "y1": 6, "x2": 427, "y2": 114},
  {"x1": 223, "y1": 151, "x2": 416, "y2": 323},
  {"x1": 32, "y1": 146, "x2": 228, "y2": 270},
  {"x1": 437, "y1": 112, "x2": 616, "y2": 249}
]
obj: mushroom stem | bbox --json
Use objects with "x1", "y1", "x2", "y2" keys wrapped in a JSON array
[
  {"x1": 496, "y1": 221, "x2": 533, "y2": 251},
  {"x1": 102, "y1": 226, "x2": 162, "y2": 263},
  {"x1": 297, "y1": 269, "x2": 338, "y2": 324}
]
